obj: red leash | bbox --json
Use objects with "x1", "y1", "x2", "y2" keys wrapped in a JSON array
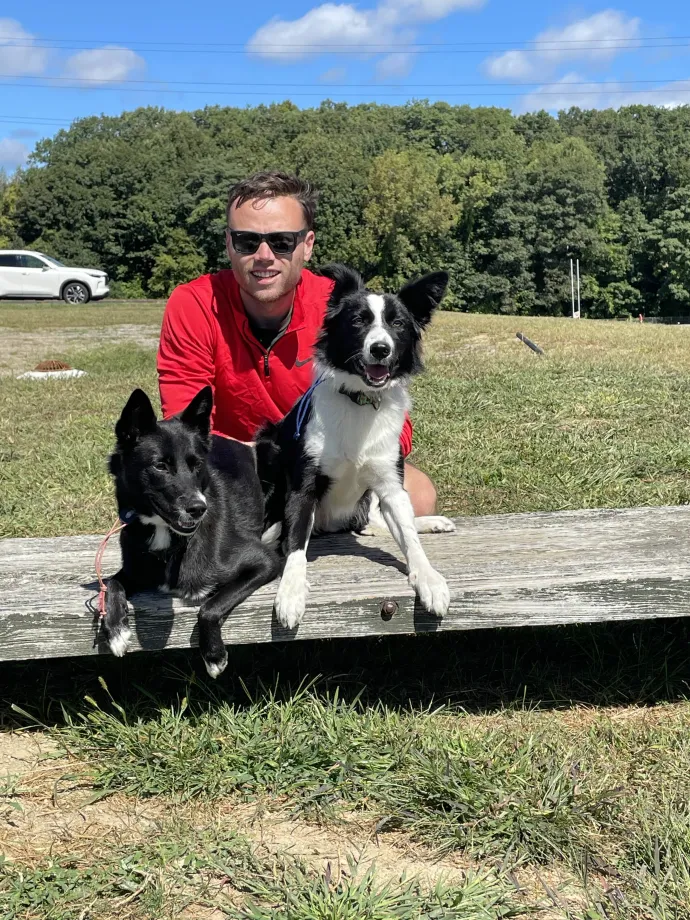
[{"x1": 95, "y1": 518, "x2": 127, "y2": 618}]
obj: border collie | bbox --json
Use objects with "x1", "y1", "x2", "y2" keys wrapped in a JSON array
[
  {"x1": 104, "y1": 386, "x2": 280, "y2": 676},
  {"x1": 256, "y1": 263, "x2": 456, "y2": 629}
]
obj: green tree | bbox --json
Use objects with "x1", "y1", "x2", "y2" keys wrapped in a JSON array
[{"x1": 356, "y1": 148, "x2": 459, "y2": 289}]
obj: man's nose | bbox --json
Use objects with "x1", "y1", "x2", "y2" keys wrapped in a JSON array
[{"x1": 255, "y1": 240, "x2": 274, "y2": 261}]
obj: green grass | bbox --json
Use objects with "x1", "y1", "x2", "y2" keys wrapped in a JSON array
[
  {"x1": 0, "y1": 298, "x2": 164, "y2": 330},
  {"x1": 3, "y1": 311, "x2": 690, "y2": 537}
]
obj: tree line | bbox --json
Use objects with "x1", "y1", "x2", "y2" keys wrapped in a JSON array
[{"x1": 2, "y1": 100, "x2": 690, "y2": 317}]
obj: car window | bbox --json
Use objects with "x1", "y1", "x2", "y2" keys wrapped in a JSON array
[
  {"x1": 19, "y1": 254, "x2": 48, "y2": 269},
  {"x1": 0, "y1": 254, "x2": 20, "y2": 268}
]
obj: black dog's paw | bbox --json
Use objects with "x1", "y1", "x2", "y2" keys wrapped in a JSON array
[
  {"x1": 203, "y1": 650, "x2": 228, "y2": 679},
  {"x1": 107, "y1": 622, "x2": 133, "y2": 657},
  {"x1": 103, "y1": 579, "x2": 132, "y2": 657}
]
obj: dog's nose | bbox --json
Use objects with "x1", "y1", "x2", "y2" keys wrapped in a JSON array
[
  {"x1": 186, "y1": 499, "x2": 207, "y2": 521},
  {"x1": 369, "y1": 341, "x2": 391, "y2": 361}
]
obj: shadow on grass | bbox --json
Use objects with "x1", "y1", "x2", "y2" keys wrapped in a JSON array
[{"x1": 1, "y1": 616, "x2": 689, "y2": 727}]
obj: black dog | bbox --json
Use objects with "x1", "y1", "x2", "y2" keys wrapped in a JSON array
[
  {"x1": 256, "y1": 263, "x2": 455, "y2": 630},
  {"x1": 104, "y1": 386, "x2": 280, "y2": 676}
]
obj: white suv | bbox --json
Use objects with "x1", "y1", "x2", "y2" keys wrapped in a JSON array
[{"x1": 0, "y1": 250, "x2": 109, "y2": 304}]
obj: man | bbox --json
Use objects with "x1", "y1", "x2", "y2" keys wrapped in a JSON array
[{"x1": 158, "y1": 171, "x2": 437, "y2": 516}]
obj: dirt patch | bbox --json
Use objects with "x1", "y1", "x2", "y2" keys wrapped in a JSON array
[
  {"x1": 226, "y1": 801, "x2": 474, "y2": 886},
  {"x1": 0, "y1": 730, "x2": 59, "y2": 777},
  {"x1": 0, "y1": 324, "x2": 159, "y2": 375},
  {"x1": 222, "y1": 801, "x2": 594, "y2": 915}
]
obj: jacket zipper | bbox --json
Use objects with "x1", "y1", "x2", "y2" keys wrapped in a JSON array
[{"x1": 263, "y1": 351, "x2": 270, "y2": 377}]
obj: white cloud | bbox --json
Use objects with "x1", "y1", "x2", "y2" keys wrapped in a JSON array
[
  {"x1": 0, "y1": 18, "x2": 48, "y2": 76},
  {"x1": 0, "y1": 138, "x2": 29, "y2": 170},
  {"x1": 247, "y1": 0, "x2": 483, "y2": 63},
  {"x1": 486, "y1": 10, "x2": 641, "y2": 81},
  {"x1": 320, "y1": 66, "x2": 348, "y2": 82},
  {"x1": 520, "y1": 72, "x2": 690, "y2": 112},
  {"x1": 376, "y1": 51, "x2": 417, "y2": 79},
  {"x1": 64, "y1": 45, "x2": 145, "y2": 84}
]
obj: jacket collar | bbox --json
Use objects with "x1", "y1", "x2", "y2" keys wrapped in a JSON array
[{"x1": 226, "y1": 271, "x2": 306, "y2": 344}]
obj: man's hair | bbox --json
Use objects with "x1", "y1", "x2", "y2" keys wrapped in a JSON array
[{"x1": 227, "y1": 171, "x2": 318, "y2": 229}]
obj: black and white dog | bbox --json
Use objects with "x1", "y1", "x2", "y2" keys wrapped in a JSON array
[
  {"x1": 257, "y1": 263, "x2": 455, "y2": 629},
  {"x1": 104, "y1": 386, "x2": 280, "y2": 676}
]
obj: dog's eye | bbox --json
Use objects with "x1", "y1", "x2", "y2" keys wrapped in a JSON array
[
  {"x1": 154, "y1": 460, "x2": 168, "y2": 472},
  {"x1": 187, "y1": 457, "x2": 201, "y2": 471},
  {"x1": 390, "y1": 319, "x2": 404, "y2": 328}
]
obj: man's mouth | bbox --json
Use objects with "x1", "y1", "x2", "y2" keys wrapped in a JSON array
[
  {"x1": 251, "y1": 270, "x2": 280, "y2": 281},
  {"x1": 363, "y1": 364, "x2": 391, "y2": 388}
]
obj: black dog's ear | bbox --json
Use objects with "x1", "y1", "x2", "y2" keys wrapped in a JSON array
[
  {"x1": 115, "y1": 389, "x2": 157, "y2": 448},
  {"x1": 317, "y1": 263, "x2": 364, "y2": 312},
  {"x1": 179, "y1": 386, "x2": 213, "y2": 441},
  {"x1": 398, "y1": 271, "x2": 449, "y2": 329}
]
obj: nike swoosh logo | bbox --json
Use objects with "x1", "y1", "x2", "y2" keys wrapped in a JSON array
[{"x1": 295, "y1": 357, "x2": 312, "y2": 367}]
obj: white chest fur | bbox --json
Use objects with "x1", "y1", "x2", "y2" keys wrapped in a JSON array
[{"x1": 304, "y1": 381, "x2": 409, "y2": 531}]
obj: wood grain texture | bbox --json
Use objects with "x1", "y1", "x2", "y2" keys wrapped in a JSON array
[{"x1": 1, "y1": 505, "x2": 690, "y2": 662}]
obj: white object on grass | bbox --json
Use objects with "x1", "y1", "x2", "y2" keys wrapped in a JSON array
[{"x1": 17, "y1": 369, "x2": 87, "y2": 380}]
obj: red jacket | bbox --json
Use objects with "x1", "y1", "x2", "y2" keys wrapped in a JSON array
[{"x1": 158, "y1": 268, "x2": 413, "y2": 455}]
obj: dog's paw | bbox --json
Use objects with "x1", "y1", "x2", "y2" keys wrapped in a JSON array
[
  {"x1": 414, "y1": 515, "x2": 456, "y2": 534},
  {"x1": 108, "y1": 624, "x2": 132, "y2": 658},
  {"x1": 204, "y1": 653, "x2": 228, "y2": 679},
  {"x1": 409, "y1": 566, "x2": 451, "y2": 617},
  {"x1": 274, "y1": 575, "x2": 309, "y2": 629}
]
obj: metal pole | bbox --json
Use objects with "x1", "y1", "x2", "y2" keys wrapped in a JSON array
[
  {"x1": 570, "y1": 259, "x2": 575, "y2": 318},
  {"x1": 576, "y1": 259, "x2": 581, "y2": 319}
]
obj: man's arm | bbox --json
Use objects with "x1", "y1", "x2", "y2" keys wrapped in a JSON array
[
  {"x1": 158, "y1": 285, "x2": 216, "y2": 419},
  {"x1": 401, "y1": 415, "x2": 413, "y2": 458}
]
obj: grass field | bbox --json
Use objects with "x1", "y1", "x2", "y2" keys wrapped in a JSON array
[{"x1": 3, "y1": 301, "x2": 690, "y2": 918}]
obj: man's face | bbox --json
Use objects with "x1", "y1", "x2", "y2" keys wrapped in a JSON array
[{"x1": 226, "y1": 195, "x2": 315, "y2": 309}]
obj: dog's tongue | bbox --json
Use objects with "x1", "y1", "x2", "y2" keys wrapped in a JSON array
[{"x1": 366, "y1": 364, "x2": 389, "y2": 381}]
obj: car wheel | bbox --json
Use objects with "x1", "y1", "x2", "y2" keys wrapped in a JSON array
[{"x1": 62, "y1": 282, "x2": 90, "y2": 305}]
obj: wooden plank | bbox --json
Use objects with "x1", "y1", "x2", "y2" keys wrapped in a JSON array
[{"x1": 1, "y1": 505, "x2": 690, "y2": 662}]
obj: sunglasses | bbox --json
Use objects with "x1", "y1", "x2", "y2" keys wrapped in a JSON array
[{"x1": 229, "y1": 229, "x2": 308, "y2": 256}]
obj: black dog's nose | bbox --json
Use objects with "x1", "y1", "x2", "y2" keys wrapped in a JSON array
[
  {"x1": 370, "y1": 341, "x2": 391, "y2": 361},
  {"x1": 186, "y1": 499, "x2": 207, "y2": 521}
]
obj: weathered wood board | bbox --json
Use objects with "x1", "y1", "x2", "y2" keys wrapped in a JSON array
[{"x1": 1, "y1": 505, "x2": 690, "y2": 662}]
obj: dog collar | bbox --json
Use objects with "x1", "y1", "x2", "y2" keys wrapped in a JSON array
[
  {"x1": 338, "y1": 385, "x2": 382, "y2": 410},
  {"x1": 119, "y1": 508, "x2": 138, "y2": 525}
]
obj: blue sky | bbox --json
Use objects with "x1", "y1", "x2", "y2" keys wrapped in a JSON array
[{"x1": 1, "y1": 0, "x2": 690, "y2": 170}]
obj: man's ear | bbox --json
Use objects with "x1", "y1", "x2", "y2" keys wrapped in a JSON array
[
  {"x1": 317, "y1": 263, "x2": 364, "y2": 314},
  {"x1": 398, "y1": 271, "x2": 449, "y2": 329},
  {"x1": 115, "y1": 389, "x2": 157, "y2": 448},
  {"x1": 179, "y1": 386, "x2": 213, "y2": 441}
]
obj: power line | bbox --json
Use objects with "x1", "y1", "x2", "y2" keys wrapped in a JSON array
[
  {"x1": 3, "y1": 74, "x2": 690, "y2": 90},
  {"x1": 0, "y1": 40, "x2": 689, "y2": 55},
  {"x1": 2, "y1": 80, "x2": 690, "y2": 99},
  {"x1": 0, "y1": 33, "x2": 686, "y2": 49}
]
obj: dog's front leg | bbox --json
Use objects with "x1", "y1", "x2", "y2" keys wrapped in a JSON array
[
  {"x1": 274, "y1": 489, "x2": 317, "y2": 630},
  {"x1": 102, "y1": 569, "x2": 134, "y2": 656},
  {"x1": 376, "y1": 485, "x2": 451, "y2": 618},
  {"x1": 198, "y1": 544, "x2": 280, "y2": 678}
]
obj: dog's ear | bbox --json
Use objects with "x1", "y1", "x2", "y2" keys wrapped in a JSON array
[
  {"x1": 398, "y1": 271, "x2": 449, "y2": 329},
  {"x1": 179, "y1": 386, "x2": 213, "y2": 441},
  {"x1": 317, "y1": 263, "x2": 364, "y2": 312},
  {"x1": 115, "y1": 389, "x2": 157, "y2": 448}
]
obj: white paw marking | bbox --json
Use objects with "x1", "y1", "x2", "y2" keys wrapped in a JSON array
[
  {"x1": 261, "y1": 522, "x2": 282, "y2": 548},
  {"x1": 274, "y1": 551, "x2": 309, "y2": 628},
  {"x1": 357, "y1": 525, "x2": 379, "y2": 537},
  {"x1": 108, "y1": 625, "x2": 132, "y2": 657},
  {"x1": 414, "y1": 515, "x2": 456, "y2": 534},
  {"x1": 409, "y1": 566, "x2": 450, "y2": 617},
  {"x1": 205, "y1": 657, "x2": 228, "y2": 679}
]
